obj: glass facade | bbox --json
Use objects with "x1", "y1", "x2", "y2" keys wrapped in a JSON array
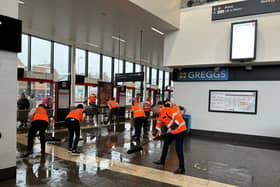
[{"x1": 17, "y1": 33, "x2": 171, "y2": 108}]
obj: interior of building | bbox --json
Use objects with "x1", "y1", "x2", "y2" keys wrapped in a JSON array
[{"x1": 1, "y1": 0, "x2": 280, "y2": 186}]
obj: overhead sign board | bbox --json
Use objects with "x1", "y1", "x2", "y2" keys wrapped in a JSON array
[
  {"x1": 175, "y1": 68, "x2": 229, "y2": 81},
  {"x1": 212, "y1": 0, "x2": 280, "y2": 20},
  {"x1": 115, "y1": 72, "x2": 144, "y2": 82}
]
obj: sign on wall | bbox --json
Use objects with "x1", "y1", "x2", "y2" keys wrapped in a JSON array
[
  {"x1": 175, "y1": 68, "x2": 229, "y2": 81},
  {"x1": 115, "y1": 72, "x2": 144, "y2": 82},
  {"x1": 212, "y1": 0, "x2": 280, "y2": 21},
  {"x1": 209, "y1": 90, "x2": 258, "y2": 114}
]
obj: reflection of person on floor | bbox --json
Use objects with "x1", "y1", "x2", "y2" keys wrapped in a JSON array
[
  {"x1": 152, "y1": 104, "x2": 187, "y2": 174},
  {"x1": 65, "y1": 104, "x2": 86, "y2": 155},
  {"x1": 130, "y1": 98, "x2": 146, "y2": 142},
  {"x1": 24, "y1": 104, "x2": 49, "y2": 157},
  {"x1": 105, "y1": 97, "x2": 119, "y2": 124},
  {"x1": 143, "y1": 96, "x2": 151, "y2": 139}
]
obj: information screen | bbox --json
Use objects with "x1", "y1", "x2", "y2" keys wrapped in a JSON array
[
  {"x1": 230, "y1": 20, "x2": 257, "y2": 61},
  {"x1": 209, "y1": 90, "x2": 258, "y2": 114}
]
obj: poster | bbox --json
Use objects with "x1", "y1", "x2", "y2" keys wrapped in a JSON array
[
  {"x1": 58, "y1": 89, "x2": 70, "y2": 109},
  {"x1": 209, "y1": 90, "x2": 257, "y2": 114}
]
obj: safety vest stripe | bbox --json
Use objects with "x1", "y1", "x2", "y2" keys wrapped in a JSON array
[
  {"x1": 156, "y1": 126, "x2": 161, "y2": 132},
  {"x1": 134, "y1": 109, "x2": 144, "y2": 113}
]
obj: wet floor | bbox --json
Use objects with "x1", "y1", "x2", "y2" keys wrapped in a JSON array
[{"x1": 2, "y1": 122, "x2": 280, "y2": 187}]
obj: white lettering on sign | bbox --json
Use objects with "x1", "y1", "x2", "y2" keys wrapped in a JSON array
[{"x1": 187, "y1": 70, "x2": 227, "y2": 80}]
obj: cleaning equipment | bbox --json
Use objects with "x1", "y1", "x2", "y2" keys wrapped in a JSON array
[{"x1": 127, "y1": 139, "x2": 154, "y2": 154}]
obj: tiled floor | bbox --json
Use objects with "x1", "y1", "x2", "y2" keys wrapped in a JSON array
[{"x1": 3, "y1": 122, "x2": 280, "y2": 187}]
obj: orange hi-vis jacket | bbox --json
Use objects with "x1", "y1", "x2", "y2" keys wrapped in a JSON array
[
  {"x1": 156, "y1": 107, "x2": 186, "y2": 135},
  {"x1": 107, "y1": 100, "x2": 119, "y2": 109},
  {"x1": 144, "y1": 101, "x2": 151, "y2": 112},
  {"x1": 131, "y1": 102, "x2": 146, "y2": 118},
  {"x1": 89, "y1": 95, "x2": 97, "y2": 103},
  {"x1": 66, "y1": 108, "x2": 84, "y2": 122},
  {"x1": 33, "y1": 107, "x2": 49, "y2": 123}
]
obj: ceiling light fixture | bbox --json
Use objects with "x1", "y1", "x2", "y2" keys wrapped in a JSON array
[
  {"x1": 112, "y1": 36, "x2": 126, "y2": 43},
  {"x1": 18, "y1": 0, "x2": 25, "y2": 5},
  {"x1": 84, "y1": 42, "x2": 99, "y2": 48},
  {"x1": 151, "y1": 27, "x2": 164, "y2": 35}
]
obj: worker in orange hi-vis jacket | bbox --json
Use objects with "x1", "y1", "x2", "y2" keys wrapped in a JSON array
[{"x1": 152, "y1": 104, "x2": 187, "y2": 174}]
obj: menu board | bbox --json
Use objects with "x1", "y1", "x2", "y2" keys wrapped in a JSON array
[{"x1": 209, "y1": 90, "x2": 258, "y2": 114}]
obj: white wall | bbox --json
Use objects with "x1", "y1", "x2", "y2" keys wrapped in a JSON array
[
  {"x1": 129, "y1": 0, "x2": 181, "y2": 28},
  {"x1": 175, "y1": 81, "x2": 280, "y2": 138},
  {"x1": 0, "y1": 0, "x2": 18, "y2": 171},
  {"x1": 164, "y1": 2, "x2": 280, "y2": 67}
]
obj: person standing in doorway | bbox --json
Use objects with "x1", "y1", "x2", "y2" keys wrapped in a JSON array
[
  {"x1": 65, "y1": 104, "x2": 86, "y2": 155},
  {"x1": 17, "y1": 93, "x2": 30, "y2": 127}
]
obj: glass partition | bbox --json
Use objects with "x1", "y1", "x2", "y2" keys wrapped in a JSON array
[{"x1": 54, "y1": 42, "x2": 69, "y2": 81}]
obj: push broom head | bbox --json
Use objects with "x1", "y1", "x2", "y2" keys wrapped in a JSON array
[{"x1": 127, "y1": 146, "x2": 143, "y2": 154}]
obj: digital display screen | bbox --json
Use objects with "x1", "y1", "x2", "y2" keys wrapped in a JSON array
[{"x1": 230, "y1": 20, "x2": 257, "y2": 61}]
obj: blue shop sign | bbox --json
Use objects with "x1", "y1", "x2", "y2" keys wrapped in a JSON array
[{"x1": 177, "y1": 68, "x2": 229, "y2": 81}]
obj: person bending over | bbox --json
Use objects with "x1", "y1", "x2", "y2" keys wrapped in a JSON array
[{"x1": 65, "y1": 104, "x2": 86, "y2": 155}]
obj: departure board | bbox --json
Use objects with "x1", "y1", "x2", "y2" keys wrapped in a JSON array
[{"x1": 209, "y1": 90, "x2": 258, "y2": 114}]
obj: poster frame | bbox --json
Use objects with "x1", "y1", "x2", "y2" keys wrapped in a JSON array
[{"x1": 208, "y1": 90, "x2": 258, "y2": 115}]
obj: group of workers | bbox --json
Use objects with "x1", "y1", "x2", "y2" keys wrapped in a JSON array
[{"x1": 24, "y1": 92, "x2": 187, "y2": 174}]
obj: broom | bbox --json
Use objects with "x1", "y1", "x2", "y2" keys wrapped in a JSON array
[{"x1": 127, "y1": 139, "x2": 154, "y2": 154}]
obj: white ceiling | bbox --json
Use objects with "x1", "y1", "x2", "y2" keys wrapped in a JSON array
[{"x1": 19, "y1": 0, "x2": 177, "y2": 69}]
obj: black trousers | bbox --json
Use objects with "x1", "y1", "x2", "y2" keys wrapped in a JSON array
[
  {"x1": 134, "y1": 117, "x2": 145, "y2": 139},
  {"x1": 65, "y1": 118, "x2": 80, "y2": 150},
  {"x1": 27, "y1": 120, "x2": 48, "y2": 152},
  {"x1": 160, "y1": 131, "x2": 186, "y2": 169},
  {"x1": 106, "y1": 108, "x2": 118, "y2": 124}
]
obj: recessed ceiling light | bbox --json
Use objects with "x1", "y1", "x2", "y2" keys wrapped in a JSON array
[
  {"x1": 151, "y1": 27, "x2": 164, "y2": 35},
  {"x1": 18, "y1": 0, "x2": 25, "y2": 5},
  {"x1": 112, "y1": 36, "x2": 126, "y2": 43}
]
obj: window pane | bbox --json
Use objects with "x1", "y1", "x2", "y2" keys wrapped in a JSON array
[
  {"x1": 135, "y1": 64, "x2": 141, "y2": 72},
  {"x1": 17, "y1": 34, "x2": 28, "y2": 70},
  {"x1": 102, "y1": 55, "x2": 112, "y2": 82},
  {"x1": 75, "y1": 85, "x2": 85, "y2": 103},
  {"x1": 125, "y1": 61, "x2": 133, "y2": 73},
  {"x1": 88, "y1": 52, "x2": 100, "y2": 79},
  {"x1": 54, "y1": 43, "x2": 69, "y2": 81},
  {"x1": 114, "y1": 59, "x2": 123, "y2": 74},
  {"x1": 165, "y1": 72, "x2": 170, "y2": 87},
  {"x1": 159, "y1": 70, "x2": 163, "y2": 89},
  {"x1": 75, "y1": 48, "x2": 86, "y2": 75},
  {"x1": 31, "y1": 37, "x2": 51, "y2": 73},
  {"x1": 151, "y1": 68, "x2": 157, "y2": 85}
]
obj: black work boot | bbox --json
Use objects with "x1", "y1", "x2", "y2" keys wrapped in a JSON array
[{"x1": 174, "y1": 168, "x2": 185, "y2": 174}]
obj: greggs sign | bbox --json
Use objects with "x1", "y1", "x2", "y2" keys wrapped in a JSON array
[{"x1": 176, "y1": 68, "x2": 229, "y2": 81}]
